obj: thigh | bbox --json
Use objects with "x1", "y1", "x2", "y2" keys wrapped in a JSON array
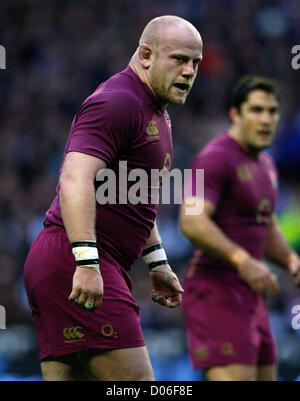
[
  {"x1": 41, "y1": 354, "x2": 96, "y2": 381},
  {"x1": 77, "y1": 346, "x2": 154, "y2": 381},
  {"x1": 257, "y1": 364, "x2": 277, "y2": 381},
  {"x1": 206, "y1": 364, "x2": 257, "y2": 381}
]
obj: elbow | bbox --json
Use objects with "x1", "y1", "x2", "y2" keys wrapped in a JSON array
[
  {"x1": 59, "y1": 174, "x2": 69, "y2": 195},
  {"x1": 179, "y1": 211, "x2": 207, "y2": 244},
  {"x1": 59, "y1": 171, "x2": 77, "y2": 198},
  {"x1": 59, "y1": 169, "x2": 77, "y2": 189}
]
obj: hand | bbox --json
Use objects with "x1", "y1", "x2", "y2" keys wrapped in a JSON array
[
  {"x1": 287, "y1": 255, "x2": 300, "y2": 286},
  {"x1": 149, "y1": 264, "x2": 184, "y2": 308},
  {"x1": 236, "y1": 257, "x2": 279, "y2": 298},
  {"x1": 68, "y1": 267, "x2": 104, "y2": 311}
]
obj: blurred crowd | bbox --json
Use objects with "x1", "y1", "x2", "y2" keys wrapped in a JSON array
[{"x1": 0, "y1": 0, "x2": 300, "y2": 380}]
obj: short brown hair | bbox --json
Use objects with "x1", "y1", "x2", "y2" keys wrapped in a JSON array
[{"x1": 231, "y1": 75, "x2": 280, "y2": 111}]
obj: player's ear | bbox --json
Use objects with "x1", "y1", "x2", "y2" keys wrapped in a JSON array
[
  {"x1": 138, "y1": 44, "x2": 153, "y2": 69},
  {"x1": 229, "y1": 107, "x2": 240, "y2": 124}
]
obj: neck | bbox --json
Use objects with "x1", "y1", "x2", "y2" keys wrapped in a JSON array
[
  {"x1": 228, "y1": 126, "x2": 260, "y2": 159},
  {"x1": 128, "y1": 58, "x2": 149, "y2": 87}
]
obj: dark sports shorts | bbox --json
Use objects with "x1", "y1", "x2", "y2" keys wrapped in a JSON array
[
  {"x1": 24, "y1": 224, "x2": 145, "y2": 361},
  {"x1": 182, "y1": 269, "x2": 277, "y2": 370}
]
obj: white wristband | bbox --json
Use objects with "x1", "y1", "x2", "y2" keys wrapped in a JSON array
[
  {"x1": 143, "y1": 248, "x2": 167, "y2": 265},
  {"x1": 71, "y1": 241, "x2": 100, "y2": 273},
  {"x1": 72, "y1": 246, "x2": 99, "y2": 261},
  {"x1": 142, "y1": 243, "x2": 168, "y2": 270}
]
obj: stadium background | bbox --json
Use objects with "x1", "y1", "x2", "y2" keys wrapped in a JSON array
[{"x1": 0, "y1": 0, "x2": 300, "y2": 381}]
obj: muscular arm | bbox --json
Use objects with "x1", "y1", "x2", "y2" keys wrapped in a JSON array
[
  {"x1": 179, "y1": 196, "x2": 279, "y2": 297},
  {"x1": 59, "y1": 151, "x2": 107, "y2": 242},
  {"x1": 59, "y1": 151, "x2": 107, "y2": 310}
]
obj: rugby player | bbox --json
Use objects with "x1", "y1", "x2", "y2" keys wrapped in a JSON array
[
  {"x1": 24, "y1": 15, "x2": 203, "y2": 381},
  {"x1": 180, "y1": 76, "x2": 300, "y2": 381}
]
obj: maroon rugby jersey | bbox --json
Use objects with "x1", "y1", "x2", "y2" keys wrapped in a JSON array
[
  {"x1": 187, "y1": 132, "x2": 278, "y2": 273},
  {"x1": 45, "y1": 66, "x2": 173, "y2": 269}
]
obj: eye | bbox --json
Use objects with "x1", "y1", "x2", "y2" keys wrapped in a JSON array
[
  {"x1": 173, "y1": 56, "x2": 187, "y2": 63},
  {"x1": 250, "y1": 106, "x2": 263, "y2": 113}
]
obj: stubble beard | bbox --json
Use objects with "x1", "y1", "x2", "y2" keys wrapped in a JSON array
[
  {"x1": 150, "y1": 73, "x2": 170, "y2": 106},
  {"x1": 250, "y1": 133, "x2": 275, "y2": 152},
  {"x1": 150, "y1": 67, "x2": 186, "y2": 107}
]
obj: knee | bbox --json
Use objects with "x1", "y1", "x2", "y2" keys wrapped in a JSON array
[
  {"x1": 98, "y1": 369, "x2": 155, "y2": 381},
  {"x1": 125, "y1": 366, "x2": 155, "y2": 381},
  {"x1": 134, "y1": 371, "x2": 155, "y2": 381},
  {"x1": 206, "y1": 365, "x2": 256, "y2": 381}
]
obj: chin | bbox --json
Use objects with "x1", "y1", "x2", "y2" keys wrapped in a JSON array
[
  {"x1": 250, "y1": 143, "x2": 271, "y2": 152},
  {"x1": 170, "y1": 97, "x2": 186, "y2": 106},
  {"x1": 260, "y1": 140, "x2": 273, "y2": 149}
]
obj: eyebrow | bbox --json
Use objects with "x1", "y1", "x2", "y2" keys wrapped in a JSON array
[
  {"x1": 248, "y1": 105, "x2": 279, "y2": 111},
  {"x1": 172, "y1": 54, "x2": 202, "y2": 62}
]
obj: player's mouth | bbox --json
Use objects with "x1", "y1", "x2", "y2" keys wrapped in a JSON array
[
  {"x1": 257, "y1": 129, "x2": 272, "y2": 139},
  {"x1": 173, "y1": 83, "x2": 190, "y2": 94}
]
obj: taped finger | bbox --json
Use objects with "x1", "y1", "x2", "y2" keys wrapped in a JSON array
[
  {"x1": 166, "y1": 298, "x2": 173, "y2": 306},
  {"x1": 83, "y1": 300, "x2": 95, "y2": 311}
]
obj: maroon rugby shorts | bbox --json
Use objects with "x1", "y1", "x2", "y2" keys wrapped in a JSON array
[
  {"x1": 24, "y1": 224, "x2": 145, "y2": 361},
  {"x1": 182, "y1": 269, "x2": 277, "y2": 369}
]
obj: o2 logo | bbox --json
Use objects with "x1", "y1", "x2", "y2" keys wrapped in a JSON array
[
  {"x1": 291, "y1": 305, "x2": 300, "y2": 330},
  {"x1": 291, "y1": 45, "x2": 300, "y2": 70}
]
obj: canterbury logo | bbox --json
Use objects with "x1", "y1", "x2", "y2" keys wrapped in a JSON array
[
  {"x1": 63, "y1": 326, "x2": 84, "y2": 340},
  {"x1": 146, "y1": 121, "x2": 160, "y2": 140},
  {"x1": 146, "y1": 121, "x2": 158, "y2": 135},
  {"x1": 237, "y1": 165, "x2": 252, "y2": 182}
]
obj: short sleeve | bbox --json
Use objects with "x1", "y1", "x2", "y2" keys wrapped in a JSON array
[
  {"x1": 185, "y1": 150, "x2": 230, "y2": 206},
  {"x1": 66, "y1": 90, "x2": 141, "y2": 165}
]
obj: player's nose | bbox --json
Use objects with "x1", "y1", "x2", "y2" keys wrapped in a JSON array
[
  {"x1": 260, "y1": 111, "x2": 273, "y2": 125},
  {"x1": 182, "y1": 60, "x2": 196, "y2": 78}
]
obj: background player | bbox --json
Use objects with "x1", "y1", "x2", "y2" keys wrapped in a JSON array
[
  {"x1": 180, "y1": 76, "x2": 300, "y2": 381},
  {"x1": 24, "y1": 15, "x2": 203, "y2": 381}
]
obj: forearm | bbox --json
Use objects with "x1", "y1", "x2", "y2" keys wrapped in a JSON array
[
  {"x1": 180, "y1": 212, "x2": 247, "y2": 266},
  {"x1": 144, "y1": 221, "x2": 162, "y2": 248},
  {"x1": 59, "y1": 176, "x2": 96, "y2": 243},
  {"x1": 264, "y1": 215, "x2": 297, "y2": 269}
]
